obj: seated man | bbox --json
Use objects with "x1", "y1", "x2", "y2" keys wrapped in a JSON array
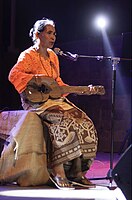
[{"x1": 3, "y1": 17, "x2": 104, "y2": 189}]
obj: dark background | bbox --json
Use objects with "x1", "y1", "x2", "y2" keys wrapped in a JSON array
[
  {"x1": 1, "y1": 0, "x2": 131, "y2": 48},
  {"x1": 0, "y1": 0, "x2": 131, "y2": 151}
]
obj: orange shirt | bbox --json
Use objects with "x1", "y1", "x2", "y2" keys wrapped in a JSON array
[{"x1": 8, "y1": 47, "x2": 67, "y2": 93}]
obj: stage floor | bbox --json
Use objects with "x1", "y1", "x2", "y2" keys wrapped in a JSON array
[{"x1": 0, "y1": 152, "x2": 127, "y2": 200}]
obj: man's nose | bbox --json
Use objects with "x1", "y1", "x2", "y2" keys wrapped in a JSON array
[{"x1": 51, "y1": 34, "x2": 56, "y2": 41}]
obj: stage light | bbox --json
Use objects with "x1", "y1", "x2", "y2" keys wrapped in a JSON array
[{"x1": 94, "y1": 15, "x2": 109, "y2": 30}]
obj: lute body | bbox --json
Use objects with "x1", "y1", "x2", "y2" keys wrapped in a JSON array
[{"x1": 23, "y1": 76, "x2": 105, "y2": 103}]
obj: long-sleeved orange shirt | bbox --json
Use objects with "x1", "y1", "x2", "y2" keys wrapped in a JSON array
[{"x1": 8, "y1": 47, "x2": 67, "y2": 94}]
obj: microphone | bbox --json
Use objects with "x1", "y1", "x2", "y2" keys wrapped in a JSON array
[{"x1": 54, "y1": 48, "x2": 78, "y2": 61}]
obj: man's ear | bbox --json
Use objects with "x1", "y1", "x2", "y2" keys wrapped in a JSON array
[{"x1": 35, "y1": 32, "x2": 39, "y2": 39}]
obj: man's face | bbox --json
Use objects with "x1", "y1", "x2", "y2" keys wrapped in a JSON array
[{"x1": 39, "y1": 25, "x2": 56, "y2": 48}]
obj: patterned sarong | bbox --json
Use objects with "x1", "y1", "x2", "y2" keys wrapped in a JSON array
[
  {"x1": 21, "y1": 96, "x2": 98, "y2": 169},
  {"x1": 40, "y1": 105, "x2": 98, "y2": 168}
]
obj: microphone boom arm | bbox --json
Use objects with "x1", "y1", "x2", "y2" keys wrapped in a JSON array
[{"x1": 54, "y1": 48, "x2": 131, "y2": 62}]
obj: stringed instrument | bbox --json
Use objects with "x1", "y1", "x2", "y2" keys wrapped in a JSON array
[{"x1": 22, "y1": 76, "x2": 105, "y2": 103}]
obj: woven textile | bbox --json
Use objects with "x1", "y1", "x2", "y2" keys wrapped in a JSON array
[{"x1": 0, "y1": 111, "x2": 49, "y2": 186}]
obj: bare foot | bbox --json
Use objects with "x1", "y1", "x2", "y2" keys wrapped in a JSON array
[
  {"x1": 52, "y1": 163, "x2": 66, "y2": 178},
  {"x1": 51, "y1": 164, "x2": 74, "y2": 189}
]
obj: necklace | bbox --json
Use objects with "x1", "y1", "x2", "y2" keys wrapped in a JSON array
[
  {"x1": 39, "y1": 53, "x2": 53, "y2": 77},
  {"x1": 34, "y1": 46, "x2": 59, "y2": 79}
]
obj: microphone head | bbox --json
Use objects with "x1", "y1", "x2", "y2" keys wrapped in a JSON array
[
  {"x1": 54, "y1": 47, "x2": 78, "y2": 61},
  {"x1": 54, "y1": 48, "x2": 62, "y2": 55}
]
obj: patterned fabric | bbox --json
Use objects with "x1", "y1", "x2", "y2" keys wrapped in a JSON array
[
  {"x1": 0, "y1": 111, "x2": 49, "y2": 186},
  {"x1": 40, "y1": 105, "x2": 98, "y2": 168}
]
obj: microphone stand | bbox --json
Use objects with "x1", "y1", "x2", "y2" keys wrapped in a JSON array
[
  {"x1": 74, "y1": 54, "x2": 122, "y2": 188},
  {"x1": 106, "y1": 57, "x2": 120, "y2": 188},
  {"x1": 58, "y1": 51, "x2": 131, "y2": 187},
  {"x1": 103, "y1": 56, "x2": 131, "y2": 188}
]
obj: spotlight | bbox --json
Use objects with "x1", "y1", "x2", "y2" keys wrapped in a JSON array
[{"x1": 94, "y1": 15, "x2": 109, "y2": 30}]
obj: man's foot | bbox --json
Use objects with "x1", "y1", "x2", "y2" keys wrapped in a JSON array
[
  {"x1": 51, "y1": 163, "x2": 75, "y2": 190},
  {"x1": 69, "y1": 175, "x2": 96, "y2": 188},
  {"x1": 49, "y1": 174, "x2": 75, "y2": 190}
]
